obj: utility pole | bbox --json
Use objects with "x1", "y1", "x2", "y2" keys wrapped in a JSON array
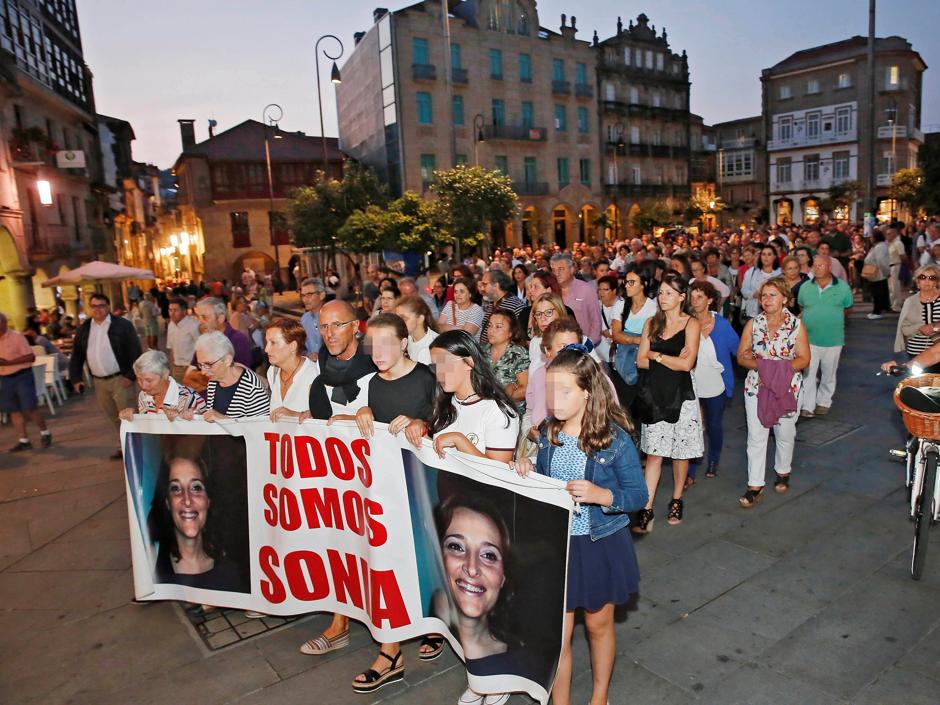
[{"x1": 865, "y1": 0, "x2": 877, "y2": 216}]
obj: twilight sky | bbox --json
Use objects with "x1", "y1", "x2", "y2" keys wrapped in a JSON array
[{"x1": 76, "y1": 0, "x2": 939, "y2": 170}]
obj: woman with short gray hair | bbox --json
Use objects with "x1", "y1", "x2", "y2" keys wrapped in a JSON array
[
  {"x1": 183, "y1": 332, "x2": 269, "y2": 421},
  {"x1": 118, "y1": 350, "x2": 205, "y2": 421}
]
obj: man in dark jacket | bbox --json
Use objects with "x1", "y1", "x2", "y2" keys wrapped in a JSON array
[{"x1": 69, "y1": 293, "x2": 142, "y2": 459}]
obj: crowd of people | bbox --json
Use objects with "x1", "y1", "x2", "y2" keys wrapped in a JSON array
[{"x1": 4, "y1": 216, "x2": 940, "y2": 705}]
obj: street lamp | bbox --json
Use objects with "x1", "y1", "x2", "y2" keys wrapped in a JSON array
[
  {"x1": 473, "y1": 113, "x2": 486, "y2": 165},
  {"x1": 263, "y1": 103, "x2": 284, "y2": 286},
  {"x1": 314, "y1": 34, "x2": 344, "y2": 173},
  {"x1": 611, "y1": 123, "x2": 625, "y2": 239}
]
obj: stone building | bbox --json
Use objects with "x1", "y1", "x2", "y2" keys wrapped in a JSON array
[
  {"x1": 172, "y1": 119, "x2": 343, "y2": 283},
  {"x1": 713, "y1": 115, "x2": 768, "y2": 227},
  {"x1": 595, "y1": 13, "x2": 692, "y2": 238},
  {"x1": 337, "y1": 0, "x2": 603, "y2": 249},
  {"x1": 762, "y1": 35, "x2": 927, "y2": 225}
]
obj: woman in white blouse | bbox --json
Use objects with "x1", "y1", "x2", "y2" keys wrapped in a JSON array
[
  {"x1": 264, "y1": 318, "x2": 320, "y2": 420},
  {"x1": 396, "y1": 296, "x2": 438, "y2": 365}
]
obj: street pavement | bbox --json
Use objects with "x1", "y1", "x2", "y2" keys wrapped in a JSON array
[{"x1": 2, "y1": 311, "x2": 940, "y2": 705}]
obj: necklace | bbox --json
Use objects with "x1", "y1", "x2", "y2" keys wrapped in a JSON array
[{"x1": 279, "y1": 358, "x2": 303, "y2": 398}]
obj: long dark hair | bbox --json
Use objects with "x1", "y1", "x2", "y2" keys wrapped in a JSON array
[
  {"x1": 428, "y1": 330, "x2": 517, "y2": 435},
  {"x1": 647, "y1": 270, "x2": 691, "y2": 342},
  {"x1": 488, "y1": 309, "x2": 528, "y2": 347},
  {"x1": 149, "y1": 455, "x2": 222, "y2": 562}
]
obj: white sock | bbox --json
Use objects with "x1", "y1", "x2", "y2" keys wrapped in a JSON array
[
  {"x1": 19, "y1": 438, "x2": 29, "y2": 443},
  {"x1": 40, "y1": 430, "x2": 51, "y2": 436}
]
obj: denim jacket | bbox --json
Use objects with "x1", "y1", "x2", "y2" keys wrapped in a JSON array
[{"x1": 535, "y1": 425, "x2": 649, "y2": 541}]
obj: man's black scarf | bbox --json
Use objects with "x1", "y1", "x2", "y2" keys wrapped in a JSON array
[{"x1": 308, "y1": 342, "x2": 377, "y2": 420}]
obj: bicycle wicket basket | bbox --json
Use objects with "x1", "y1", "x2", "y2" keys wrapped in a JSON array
[{"x1": 894, "y1": 374, "x2": 940, "y2": 441}]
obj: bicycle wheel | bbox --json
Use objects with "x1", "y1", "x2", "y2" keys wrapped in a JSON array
[{"x1": 912, "y1": 450, "x2": 937, "y2": 580}]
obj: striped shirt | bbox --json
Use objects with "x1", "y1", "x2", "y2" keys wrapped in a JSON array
[
  {"x1": 907, "y1": 299, "x2": 940, "y2": 355},
  {"x1": 138, "y1": 377, "x2": 206, "y2": 414},
  {"x1": 205, "y1": 366, "x2": 270, "y2": 418},
  {"x1": 480, "y1": 294, "x2": 526, "y2": 344}
]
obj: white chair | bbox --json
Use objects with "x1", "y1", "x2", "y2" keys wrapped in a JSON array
[
  {"x1": 30, "y1": 345, "x2": 46, "y2": 357},
  {"x1": 36, "y1": 355, "x2": 65, "y2": 405},
  {"x1": 31, "y1": 363, "x2": 55, "y2": 415}
]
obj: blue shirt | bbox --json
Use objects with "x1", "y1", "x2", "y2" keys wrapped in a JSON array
[
  {"x1": 300, "y1": 310, "x2": 323, "y2": 356},
  {"x1": 550, "y1": 432, "x2": 590, "y2": 536}
]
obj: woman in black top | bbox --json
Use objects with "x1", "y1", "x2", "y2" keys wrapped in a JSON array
[{"x1": 327, "y1": 313, "x2": 440, "y2": 693}]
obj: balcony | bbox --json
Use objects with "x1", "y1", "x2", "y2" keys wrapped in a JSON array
[
  {"x1": 608, "y1": 141, "x2": 689, "y2": 159},
  {"x1": 552, "y1": 80, "x2": 571, "y2": 95},
  {"x1": 483, "y1": 124, "x2": 547, "y2": 141},
  {"x1": 451, "y1": 67, "x2": 468, "y2": 84},
  {"x1": 767, "y1": 129, "x2": 856, "y2": 151},
  {"x1": 412, "y1": 64, "x2": 436, "y2": 81},
  {"x1": 604, "y1": 183, "x2": 691, "y2": 198},
  {"x1": 512, "y1": 181, "x2": 550, "y2": 196},
  {"x1": 575, "y1": 83, "x2": 594, "y2": 98},
  {"x1": 877, "y1": 125, "x2": 925, "y2": 142}
]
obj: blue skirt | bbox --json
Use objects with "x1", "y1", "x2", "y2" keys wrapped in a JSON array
[{"x1": 566, "y1": 528, "x2": 640, "y2": 612}]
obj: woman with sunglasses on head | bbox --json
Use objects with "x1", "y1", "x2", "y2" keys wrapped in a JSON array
[
  {"x1": 632, "y1": 272, "x2": 703, "y2": 532},
  {"x1": 894, "y1": 264, "x2": 940, "y2": 369}
]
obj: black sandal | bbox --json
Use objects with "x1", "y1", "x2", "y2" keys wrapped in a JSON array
[
  {"x1": 351, "y1": 650, "x2": 405, "y2": 693},
  {"x1": 705, "y1": 462, "x2": 718, "y2": 479},
  {"x1": 631, "y1": 508, "x2": 655, "y2": 534},
  {"x1": 667, "y1": 498, "x2": 684, "y2": 525},
  {"x1": 774, "y1": 473, "x2": 790, "y2": 494},
  {"x1": 418, "y1": 634, "x2": 446, "y2": 661},
  {"x1": 739, "y1": 488, "x2": 764, "y2": 508}
]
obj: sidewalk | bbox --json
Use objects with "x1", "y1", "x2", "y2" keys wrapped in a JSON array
[{"x1": 2, "y1": 312, "x2": 940, "y2": 705}]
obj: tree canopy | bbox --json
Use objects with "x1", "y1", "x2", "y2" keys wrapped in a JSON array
[{"x1": 430, "y1": 165, "x2": 518, "y2": 250}]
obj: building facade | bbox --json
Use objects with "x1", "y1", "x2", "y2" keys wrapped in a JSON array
[
  {"x1": 762, "y1": 35, "x2": 926, "y2": 226},
  {"x1": 0, "y1": 0, "x2": 111, "y2": 325},
  {"x1": 596, "y1": 14, "x2": 692, "y2": 238},
  {"x1": 172, "y1": 119, "x2": 343, "y2": 283},
  {"x1": 713, "y1": 115, "x2": 768, "y2": 226},
  {"x1": 337, "y1": 0, "x2": 604, "y2": 249}
]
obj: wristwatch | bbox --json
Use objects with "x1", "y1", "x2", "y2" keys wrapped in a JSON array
[{"x1": 656, "y1": 353, "x2": 664, "y2": 363}]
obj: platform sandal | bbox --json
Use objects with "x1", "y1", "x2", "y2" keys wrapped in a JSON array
[
  {"x1": 774, "y1": 473, "x2": 790, "y2": 494},
  {"x1": 631, "y1": 508, "x2": 655, "y2": 534},
  {"x1": 418, "y1": 634, "x2": 446, "y2": 661},
  {"x1": 739, "y1": 487, "x2": 764, "y2": 508},
  {"x1": 351, "y1": 650, "x2": 405, "y2": 693},
  {"x1": 667, "y1": 498, "x2": 684, "y2": 525}
]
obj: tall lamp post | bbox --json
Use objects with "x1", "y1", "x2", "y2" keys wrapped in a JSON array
[
  {"x1": 886, "y1": 100, "x2": 898, "y2": 221},
  {"x1": 473, "y1": 113, "x2": 486, "y2": 165},
  {"x1": 263, "y1": 103, "x2": 284, "y2": 286},
  {"x1": 314, "y1": 34, "x2": 344, "y2": 173},
  {"x1": 612, "y1": 122, "x2": 625, "y2": 240}
]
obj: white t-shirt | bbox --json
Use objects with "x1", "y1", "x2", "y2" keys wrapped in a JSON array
[
  {"x1": 438, "y1": 302, "x2": 485, "y2": 342},
  {"x1": 439, "y1": 396, "x2": 520, "y2": 455},
  {"x1": 622, "y1": 297, "x2": 658, "y2": 335},
  {"x1": 408, "y1": 329, "x2": 438, "y2": 365},
  {"x1": 694, "y1": 331, "x2": 725, "y2": 398},
  {"x1": 267, "y1": 357, "x2": 320, "y2": 412},
  {"x1": 597, "y1": 297, "x2": 625, "y2": 362},
  {"x1": 166, "y1": 315, "x2": 200, "y2": 366}
]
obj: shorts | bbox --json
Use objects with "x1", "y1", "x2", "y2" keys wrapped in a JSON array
[
  {"x1": 640, "y1": 398, "x2": 704, "y2": 459},
  {"x1": 0, "y1": 368, "x2": 38, "y2": 413}
]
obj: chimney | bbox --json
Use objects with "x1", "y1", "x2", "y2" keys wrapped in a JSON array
[
  {"x1": 373, "y1": 7, "x2": 388, "y2": 23},
  {"x1": 177, "y1": 119, "x2": 196, "y2": 151},
  {"x1": 208, "y1": 119, "x2": 217, "y2": 139},
  {"x1": 354, "y1": 31, "x2": 365, "y2": 45},
  {"x1": 560, "y1": 13, "x2": 577, "y2": 40}
]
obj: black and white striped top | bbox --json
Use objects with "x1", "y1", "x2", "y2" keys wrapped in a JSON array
[
  {"x1": 205, "y1": 366, "x2": 270, "y2": 418},
  {"x1": 907, "y1": 299, "x2": 940, "y2": 355}
]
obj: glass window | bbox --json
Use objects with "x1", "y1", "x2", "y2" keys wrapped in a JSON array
[
  {"x1": 644, "y1": 50, "x2": 653, "y2": 69},
  {"x1": 451, "y1": 43, "x2": 462, "y2": 69},
  {"x1": 416, "y1": 91, "x2": 433, "y2": 124},
  {"x1": 552, "y1": 58, "x2": 564, "y2": 82},
  {"x1": 629, "y1": 86, "x2": 639, "y2": 104},
  {"x1": 838, "y1": 72, "x2": 851, "y2": 88},
  {"x1": 230, "y1": 211, "x2": 251, "y2": 248},
  {"x1": 413, "y1": 37, "x2": 429, "y2": 65},
  {"x1": 835, "y1": 107, "x2": 851, "y2": 134},
  {"x1": 554, "y1": 104, "x2": 567, "y2": 131},
  {"x1": 452, "y1": 95, "x2": 465, "y2": 126},
  {"x1": 456, "y1": 153, "x2": 468, "y2": 165},
  {"x1": 489, "y1": 49, "x2": 503, "y2": 79},
  {"x1": 804, "y1": 155, "x2": 820, "y2": 182},
  {"x1": 495, "y1": 155, "x2": 509, "y2": 175},
  {"x1": 420, "y1": 154, "x2": 436, "y2": 185},
  {"x1": 579, "y1": 158, "x2": 591, "y2": 185},
  {"x1": 523, "y1": 157, "x2": 537, "y2": 184},
  {"x1": 575, "y1": 62, "x2": 587, "y2": 84},
  {"x1": 630, "y1": 126, "x2": 640, "y2": 144},
  {"x1": 577, "y1": 106, "x2": 589, "y2": 133},
  {"x1": 604, "y1": 82, "x2": 615, "y2": 101},
  {"x1": 557, "y1": 158, "x2": 569, "y2": 186},
  {"x1": 779, "y1": 117, "x2": 792, "y2": 141},
  {"x1": 806, "y1": 111, "x2": 821, "y2": 138},
  {"x1": 776, "y1": 158, "x2": 791, "y2": 184},
  {"x1": 521, "y1": 101, "x2": 534, "y2": 128},
  {"x1": 833, "y1": 152, "x2": 850, "y2": 180},
  {"x1": 519, "y1": 53, "x2": 532, "y2": 82},
  {"x1": 623, "y1": 47, "x2": 631, "y2": 66},
  {"x1": 656, "y1": 53, "x2": 664, "y2": 71},
  {"x1": 886, "y1": 65, "x2": 899, "y2": 88},
  {"x1": 492, "y1": 99, "x2": 505, "y2": 125},
  {"x1": 806, "y1": 78, "x2": 819, "y2": 94},
  {"x1": 779, "y1": 85, "x2": 792, "y2": 99}
]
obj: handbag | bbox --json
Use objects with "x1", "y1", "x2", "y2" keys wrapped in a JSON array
[
  {"x1": 861, "y1": 262, "x2": 880, "y2": 281},
  {"x1": 613, "y1": 343, "x2": 639, "y2": 385}
]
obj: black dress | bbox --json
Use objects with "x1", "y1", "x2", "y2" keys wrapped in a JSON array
[{"x1": 636, "y1": 326, "x2": 696, "y2": 425}]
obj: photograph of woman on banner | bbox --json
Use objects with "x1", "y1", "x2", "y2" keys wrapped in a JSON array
[
  {"x1": 149, "y1": 455, "x2": 246, "y2": 592},
  {"x1": 320, "y1": 312, "x2": 441, "y2": 694},
  {"x1": 510, "y1": 347, "x2": 649, "y2": 705}
]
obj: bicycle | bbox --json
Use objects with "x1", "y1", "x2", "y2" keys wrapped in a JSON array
[{"x1": 884, "y1": 365, "x2": 940, "y2": 580}]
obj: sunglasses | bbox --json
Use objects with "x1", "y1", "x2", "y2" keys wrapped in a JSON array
[{"x1": 918, "y1": 275, "x2": 938, "y2": 281}]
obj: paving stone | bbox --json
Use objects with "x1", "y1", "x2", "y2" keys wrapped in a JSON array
[
  {"x1": 7, "y1": 537, "x2": 130, "y2": 572},
  {"x1": 593, "y1": 660, "x2": 695, "y2": 705},
  {"x1": 695, "y1": 661, "x2": 848, "y2": 705},
  {"x1": 851, "y1": 667, "x2": 940, "y2": 705},
  {"x1": 892, "y1": 621, "x2": 940, "y2": 680}
]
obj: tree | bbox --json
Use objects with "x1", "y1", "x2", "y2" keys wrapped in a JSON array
[
  {"x1": 630, "y1": 200, "x2": 671, "y2": 232},
  {"x1": 919, "y1": 136, "x2": 940, "y2": 215},
  {"x1": 819, "y1": 180, "x2": 861, "y2": 219},
  {"x1": 337, "y1": 192, "x2": 449, "y2": 253},
  {"x1": 892, "y1": 168, "x2": 924, "y2": 213},
  {"x1": 430, "y1": 165, "x2": 517, "y2": 251}
]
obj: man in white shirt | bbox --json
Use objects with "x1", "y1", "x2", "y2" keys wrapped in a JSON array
[
  {"x1": 886, "y1": 227, "x2": 906, "y2": 311},
  {"x1": 596, "y1": 274, "x2": 624, "y2": 366},
  {"x1": 165, "y1": 298, "x2": 200, "y2": 383}
]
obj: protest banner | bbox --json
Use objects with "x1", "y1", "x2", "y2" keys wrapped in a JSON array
[{"x1": 122, "y1": 416, "x2": 572, "y2": 703}]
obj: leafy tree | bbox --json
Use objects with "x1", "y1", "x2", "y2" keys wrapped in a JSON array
[
  {"x1": 892, "y1": 168, "x2": 923, "y2": 212},
  {"x1": 430, "y1": 165, "x2": 517, "y2": 251},
  {"x1": 819, "y1": 180, "x2": 861, "y2": 218},
  {"x1": 337, "y1": 192, "x2": 448, "y2": 254},
  {"x1": 630, "y1": 200, "x2": 671, "y2": 232},
  {"x1": 919, "y1": 136, "x2": 940, "y2": 215}
]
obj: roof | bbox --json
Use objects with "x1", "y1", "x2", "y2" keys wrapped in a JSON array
[
  {"x1": 97, "y1": 114, "x2": 136, "y2": 141},
  {"x1": 764, "y1": 35, "x2": 926, "y2": 76},
  {"x1": 175, "y1": 120, "x2": 344, "y2": 165}
]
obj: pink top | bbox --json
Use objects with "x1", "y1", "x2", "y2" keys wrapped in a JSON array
[
  {"x1": 562, "y1": 277, "x2": 602, "y2": 345},
  {"x1": 0, "y1": 329, "x2": 33, "y2": 376}
]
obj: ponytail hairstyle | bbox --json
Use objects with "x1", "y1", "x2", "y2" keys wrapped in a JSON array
[
  {"x1": 396, "y1": 295, "x2": 438, "y2": 334},
  {"x1": 646, "y1": 270, "x2": 691, "y2": 342},
  {"x1": 544, "y1": 349, "x2": 633, "y2": 454},
  {"x1": 427, "y1": 330, "x2": 517, "y2": 435}
]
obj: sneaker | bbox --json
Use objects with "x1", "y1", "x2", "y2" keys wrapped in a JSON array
[
  {"x1": 814, "y1": 405, "x2": 830, "y2": 416},
  {"x1": 244, "y1": 611, "x2": 267, "y2": 619},
  {"x1": 483, "y1": 695, "x2": 510, "y2": 705},
  {"x1": 799, "y1": 410, "x2": 815, "y2": 419},
  {"x1": 40, "y1": 432, "x2": 52, "y2": 448},
  {"x1": 867, "y1": 313, "x2": 883, "y2": 320},
  {"x1": 458, "y1": 688, "x2": 484, "y2": 705},
  {"x1": 8, "y1": 440, "x2": 31, "y2": 453}
]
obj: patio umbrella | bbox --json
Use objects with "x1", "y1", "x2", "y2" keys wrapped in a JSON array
[{"x1": 41, "y1": 261, "x2": 155, "y2": 288}]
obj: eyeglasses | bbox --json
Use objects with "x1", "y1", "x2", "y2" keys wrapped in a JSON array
[
  {"x1": 196, "y1": 356, "x2": 226, "y2": 370},
  {"x1": 318, "y1": 320, "x2": 356, "y2": 334},
  {"x1": 90, "y1": 303, "x2": 109, "y2": 309},
  {"x1": 533, "y1": 310, "x2": 557, "y2": 319},
  {"x1": 625, "y1": 279, "x2": 641, "y2": 286},
  {"x1": 918, "y1": 275, "x2": 938, "y2": 281},
  {"x1": 301, "y1": 291, "x2": 323, "y2": 298}
]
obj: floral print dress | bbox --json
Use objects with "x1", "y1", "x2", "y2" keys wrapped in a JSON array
[
  {"x1": 484, "y1": 342, "x2": 530, "y2": 413},
  {"x1": 744, "y1": 310, "x2": 803, "y2": 398}
]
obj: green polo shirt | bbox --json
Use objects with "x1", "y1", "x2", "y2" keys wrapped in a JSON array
[{"x1": 797, "y1": 276, "x2": 854, "y2": 347}]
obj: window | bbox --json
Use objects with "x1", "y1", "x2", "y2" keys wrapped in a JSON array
[
  {"x1": 519, "y1": 53, "x2": 532, "y2": 82},
  {"x1": 838, "y1": 72, "x2": 851, "y2": 88},
  {"x1": 804, "y1": 155, "x2": 820, "y2": 182},
  {"x1": 652, "y1": 91, "x2": 661, "y2": 108},
  {"x1": 451, "y1": 43, "x2": 461, "y2": 69},
  {"x1": 675, "y1": 164, "x2": 685, "y2": 184},
  {"x1": 579, "y1": 158, "x2": 591, "y2": 185},
  {"x1": 656, "y1": 53, "x2": 664, "y2": 71},
  {"x1": 806, "y1": 111, "x2": 821, "y2": 138},
  {"x1": 231, "y1": 211, "x2": 250, "y2": 248},
  {"x1": 776, "y1": 158, "x2": 792, "y2": 184},
  {"x1": 491, "y1": 99, "x2": 505, "y2": 126},
  {"x1": 521, "y1": 101, "x2": 534, "y2": 128},
  {"x1": 806, "y1": 78, "x2": 820, "y2": 94},
  {"x1": 886, "y1": 65, "x2": 900, "y2": 89},
  {"x1": 644, "y1": 50, "x2": 653, "y2": 69},
  {"x1": 413, "y1": 37, "x2": 429, "y2": 65},
  {"x1": 452, "y1": 95, "x2": 465, "y2": 126},
  {"x1": 835, "y1": 107, "x2": 851, "y2": 134},
  {"x1": 629, "y1": 86, "x2": 639, "y2": 104},
  {"x1": 632, "y1": 165, "x2": 642, "y2": 185},
  {"x1": 634, "y1": 47, "x2": 643, "y2": 66},
  {"x1": 420, "y1": 154, "x2": 436, "y2": 187},
  {"x1": 523, "y1": 157, "x2": 537, "y2": 185},
  {"x1": 779, "y1": 85, "x2": 792, "y2": 99},
  {"x1": 630, "y1": 126, "x2": 640, "y2": 144},
  {"x1": 489, "y1": 49, "x2": 503, "y2": 79},
  {"x1": 882, "y1": 151, "x2": 895, "y2": 175},
  {"x1": 554, "y1": 104, "x2": 567, "y2": 132},
  {"x1": 577, "y1": 106, "x2": 589, "y2": 133},
  {"x1": 575, "y1": 62, "x2": 587, "y2": 85},
  {"x1": 416, "y1": 91, "x2": 433, "y2": 124},
  {"x1": 552, "y1": 58, "x2": 565, "y2": 82},
  {"x1": 833, "y1": 151, "x2": 850, "y2": 180},
  {"x1": 623, "y1": 47, "x2": 631, "y2": 66},
  {"x1": 779, "y1": 116, "x2": 792, "y2": 142},
  {"x1": 495, "y1": 155, "x2": 509, "y2": 175},
  {"x1": 455, "y1": 153, "x2": 468, "y2": 165},
  {"x1": 557, "y1": 158, "x2": 569, "y2": 186},
  {"x1": 604, "y1": 82, "x2": 615, "y2": 101}
]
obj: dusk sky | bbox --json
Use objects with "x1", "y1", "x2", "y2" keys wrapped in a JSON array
[{"x1": 76, "y1": 0, "x2": 939, "y2": 170}]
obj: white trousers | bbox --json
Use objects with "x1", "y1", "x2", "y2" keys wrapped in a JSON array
[
  {"x1": 801, "y1": 344, "x2": 843, "y2": 412},
  {"x1": 745, "y1": 393, "x2": 799, "y2": 487},
  {"x1": 889, "y1": 263, "x2": 902, "y2": 311}
]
